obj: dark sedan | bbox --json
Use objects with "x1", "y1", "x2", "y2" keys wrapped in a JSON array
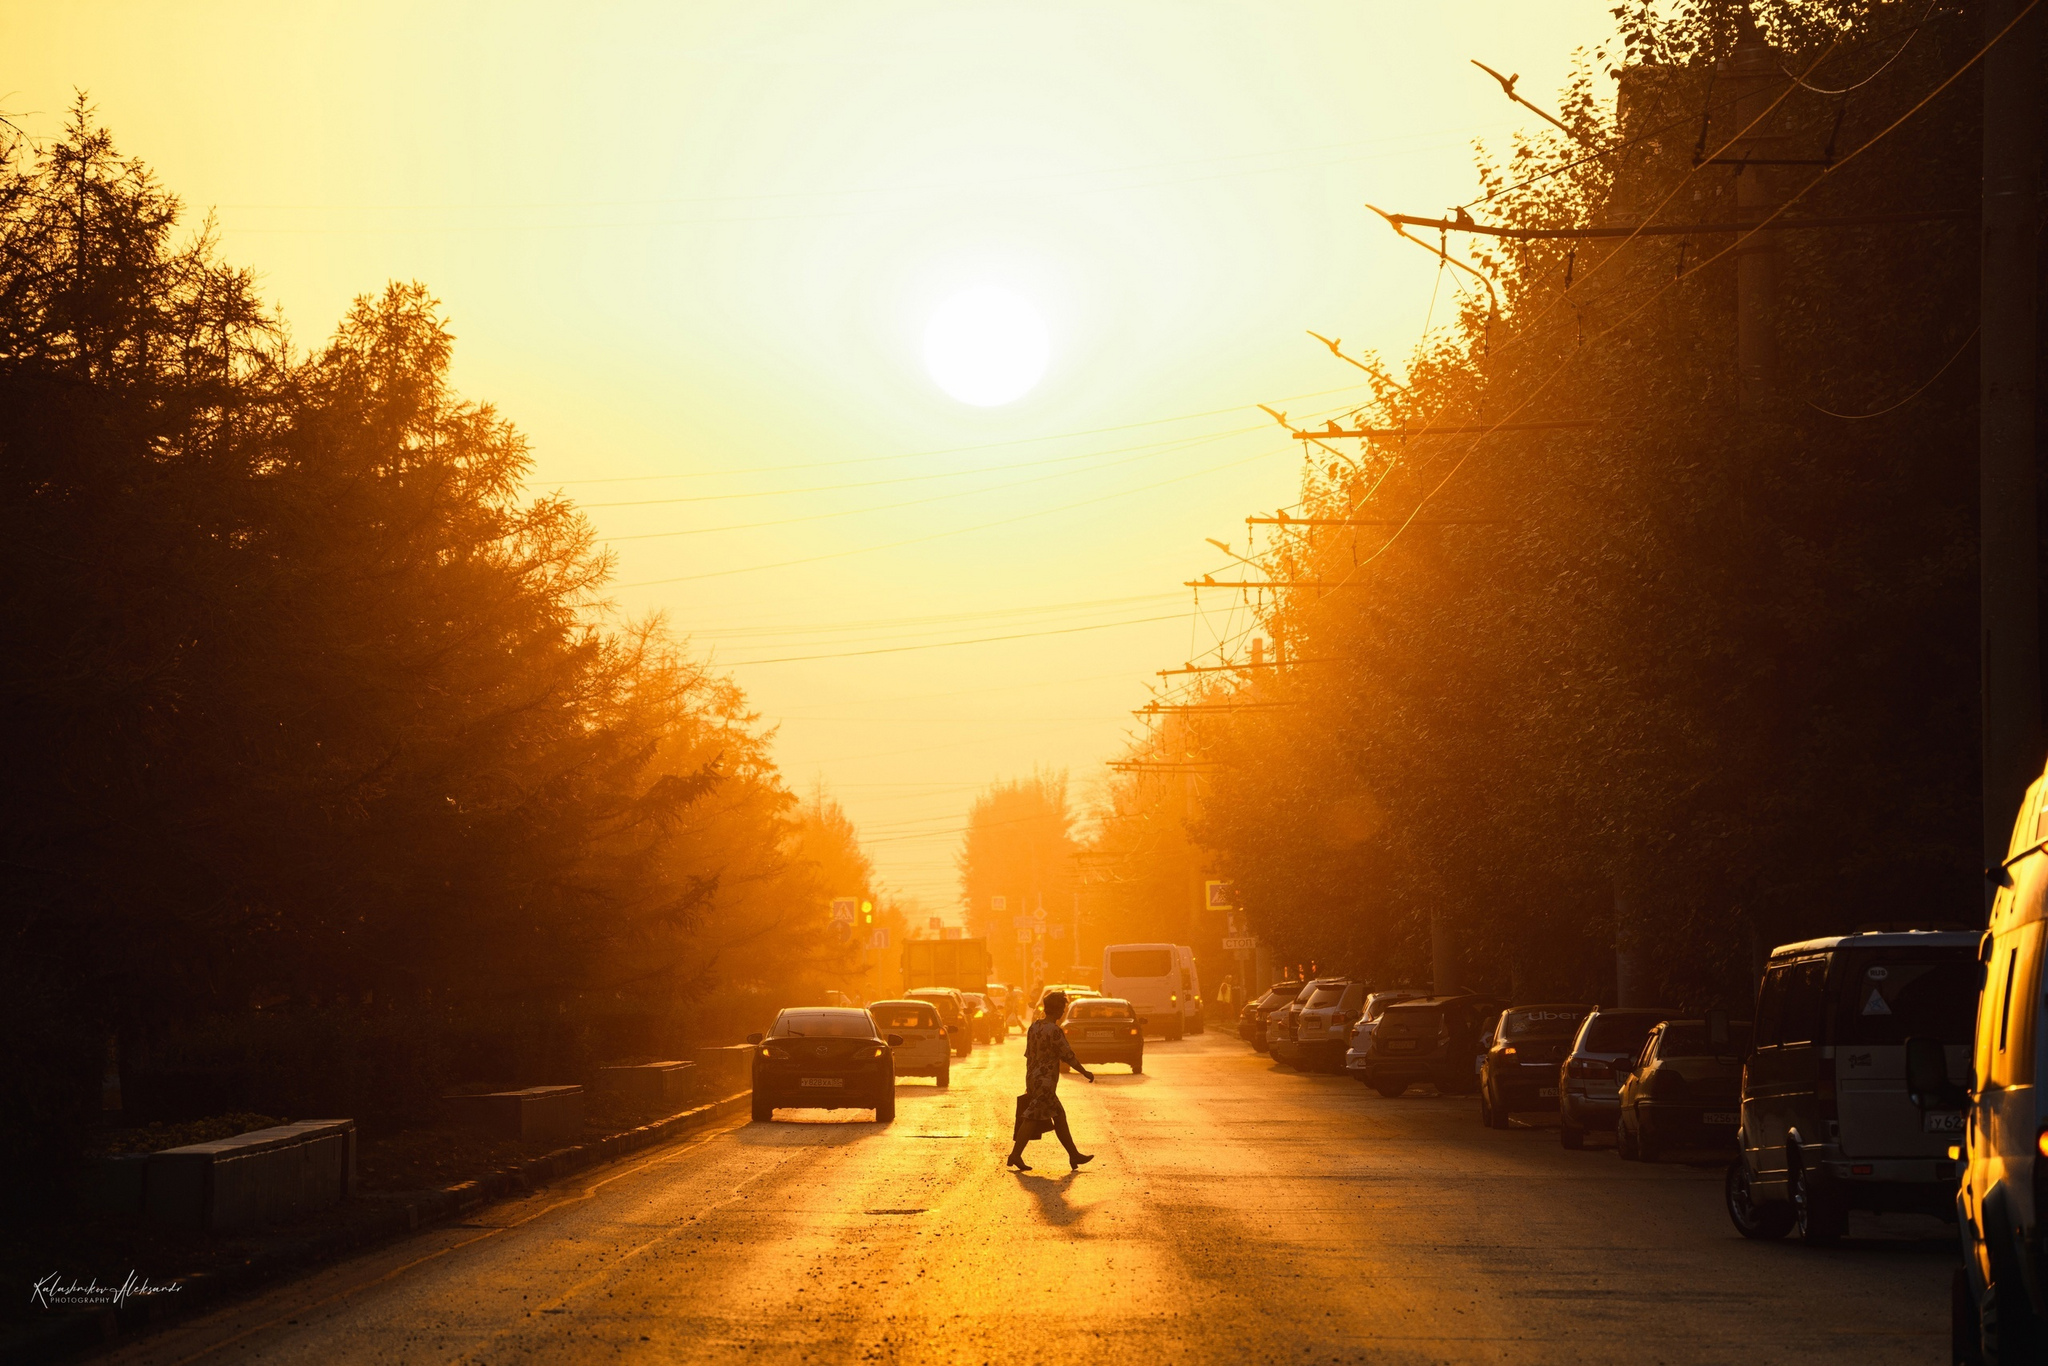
[
  {"x1": 1061, "y1": 996, "x2": 1145, "y2": 1072},
  {"x1": 748, "y1": 1007, "x2": 896, "y2": 1122},
  {"x1": 1479, "y1": 1004, "x2": 1592, "y2": 1127},
  {"x1": 1616, "y1": 1018, "x2": 1749, "y2": 1160},
  {"x1": 1240, "y1": 981, "x2": 1303, "y2": 1052}
]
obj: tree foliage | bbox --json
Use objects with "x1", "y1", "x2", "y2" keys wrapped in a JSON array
[
  {"x1": 0, "y1": 105, "x2": 866, "y2": 1198},
  {"x1": 1103, "y1": 0, "x2": 2002, "y2": 1007}
]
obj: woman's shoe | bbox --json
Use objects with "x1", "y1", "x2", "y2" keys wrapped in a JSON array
[
  {"x1": 1006, "y1": 1154, "x2": 1032, "y2": 1171},
  {"x1": 1069, "y1": 1153, "x2": 1094, "y2": 1170}
]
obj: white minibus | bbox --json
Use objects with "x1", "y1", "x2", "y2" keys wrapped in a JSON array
[{"x1": 1102, "y1": 943, "x2": 1193, "y2": 1040}]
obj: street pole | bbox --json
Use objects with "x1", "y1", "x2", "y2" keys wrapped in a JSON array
[
  {"x1": 1728, "y1": 13, "x2": 1780, "y2": 408},
  {"x1": 1980, "y1": 0, "x2": 2043, "y2": 894}
]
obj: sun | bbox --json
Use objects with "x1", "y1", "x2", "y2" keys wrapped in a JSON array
[{"x1": 922, "y1": 286, "x2": 1050, "y2": 406}]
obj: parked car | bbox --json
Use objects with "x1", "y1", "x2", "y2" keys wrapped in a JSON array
[
  {"x1": 1723, "y1": 929, "x2": 1978, "y2": 1247},
  {"x1": 1359, "y1": 994, "x2": 1506, "y2": 1097},
  {"x1": 1558, "y1": 1007, "x2": 1672, "y2": 1149},
  {"x1": 747, "y1": 1007, "x2": 896, "y2": 1122},
  {"x1": 1343, "y1": 989, "x2": 1430, "y2": 1080},
  {"x1": 1270, "y1": 979, "x2": 1342, "y2": 1069},
  {"x1": 1478, "y1": 1004, "x2": 1593, "y2": 1127},
  {"x1": 906, "y1": 986, "x2": 974, "y2": 1058},
  {"x1": 867, "y1": 998, "x2": 951, "y2": 1086},
  {"x1": 1614, "y1": 1017, "x2": 1750, "y2": 1159},
  {"x1": 1241, "y1": 981, "x2": 1302, "y2": 1051},
  {"x1": 1060, "y1": 996, "x2": 1145, "y2": 1072},
  {"x1": 1295, "y1": 981, "x2": 1368, "y2": 1073},
  {"x1": 1939, "y1": 781, "x2": 2048, "y2": 1361}
]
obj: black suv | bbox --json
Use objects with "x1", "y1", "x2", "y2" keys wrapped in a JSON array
[
  {"x1": 1479, "y1": 1004, "x2": 1592, "y2": 1127},
  {"x1": 1361, "y1": 994, "x2": 1506, "y2": 1098}
]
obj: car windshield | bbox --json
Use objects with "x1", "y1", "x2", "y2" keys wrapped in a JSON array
[
  {"x1": 1307, "y1": 984, "x2": 1351, "y2": 1008},
  {"x1": 772, "y1": 1011, "x2": 876, "y2": 1039},
  {"x1": 1259, "y1": 986, "x2": 1300, "y2": 1007},
  {"x1": 1657, "y1": 1022, "x2": 1752, "y2": 1056},
  {"x1": 1365, "y1": 994, "x2": 1413, "y2": 1020},
  {"x1": 1110, "y1": 949, "x2": 1173, "y2": 977},
  {"x1": 1581, "y1": 1013, "x2": 1661, "y2": 1053},
  {"x1": 1068, "y1": 1001, "x2": 1134, "y2": 1020},
  {"x1": 871, "y1": 1005, "x2": 940, "y2": 1030},
  {"x1": 907, "y1": 993, "x2": 957, "y2": 1017},
  {"x1": 1504, "y1": 1007, "x2": 1591, "y2": 1039},
  {"x1": 1832, "y1": 948, "x2": 1979, "y2": 1045}
]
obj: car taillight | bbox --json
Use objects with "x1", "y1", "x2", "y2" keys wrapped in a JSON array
[
  {"x1": 2037, "y1": 1127, "x2": 2048, "y2": 1160},
  {"x1": 1127, "y1": 1027, "x2": 1139, "y2": 1036},
  {"x1": 1501, "y1": 1046, "x2": 1518, "y2": 1058}
]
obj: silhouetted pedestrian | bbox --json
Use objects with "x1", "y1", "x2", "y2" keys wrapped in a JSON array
[{"x1": 1008, "y1": 990, "x2": 1094, "y2": 1171}]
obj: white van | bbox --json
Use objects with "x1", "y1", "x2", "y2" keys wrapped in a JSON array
[{"x1": 1102, "y1": 943, "x2": 1190, "y2": 1040}]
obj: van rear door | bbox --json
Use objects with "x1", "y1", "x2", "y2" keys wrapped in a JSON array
[{"x1": 1831, "y1": 945, "x2": 1978, "y2": 1159}]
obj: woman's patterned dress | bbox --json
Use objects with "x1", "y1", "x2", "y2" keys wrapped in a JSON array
[{"x1": 1015, "y1": 1017, "x2": 1083, "y2": 1140}]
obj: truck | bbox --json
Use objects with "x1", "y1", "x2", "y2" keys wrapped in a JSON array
[{"x1": 901, "y1": 937, "x2": 991, "y2": 994}]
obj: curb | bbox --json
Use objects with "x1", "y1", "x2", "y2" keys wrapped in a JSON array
[{"x1": 11, "y1": 1091, "x2": 751, "y2": 1364}]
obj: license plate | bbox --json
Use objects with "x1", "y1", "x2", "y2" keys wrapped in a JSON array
[
  {"x1": 1924, "y1": 1111, "x2": 1964, "y2": 1133},
  {"x1": 1384, "y1": 1040, "x2": 1416, "y2": 1052},
  {"x1": 1087, "y1": 1030, "x2": 1112, "y2": 1040},
  {"x1": 1703, "y1": 1111, "x2": 1738, "y2": 1126},
  {"x1": 799, "y1": 1077, "x2": 845, "y2": 1088},
  {"x1": 1539, "y1": 1087, "x2": 1559, "y2": 1098}
]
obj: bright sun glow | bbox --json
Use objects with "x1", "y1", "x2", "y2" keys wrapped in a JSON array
[{"x1": 922, "y1": 286, "x2": 1050, "y2": 406}]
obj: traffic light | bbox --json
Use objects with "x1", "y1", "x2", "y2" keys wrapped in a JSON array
[{"x1": 861, "y1": 900, "x2": 873, "y2": 925}]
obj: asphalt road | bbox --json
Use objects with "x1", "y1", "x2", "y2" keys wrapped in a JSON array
[{"x1": 100, "y1": 1032, "x2": 1954, "y2": 1365}]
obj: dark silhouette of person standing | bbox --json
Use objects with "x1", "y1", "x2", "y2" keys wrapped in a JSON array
[{"x1": 1008, "y1": 990, "x2": 1095, "y2": 1171}]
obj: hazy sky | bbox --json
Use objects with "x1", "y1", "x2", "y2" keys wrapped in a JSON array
[{"x1": 15, "y1": 1, "x2": 1615, "y2": 912}]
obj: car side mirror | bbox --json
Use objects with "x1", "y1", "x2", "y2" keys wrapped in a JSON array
[
  {"x1": 947, "y1": 1024, "x2": 959, "y2": 1033},
  {"x1": 1137, "y1": 1017, "x2": 1149, "y2": 1026},
  {"x1": 746, "y1": 1032, "x2": 764, "y2": 1045},
  {"x1": 886, "y1": 1034, "x2": 904, "y2": 1047},
  {"x1": 1905, "y1": 1036, "x2": 1967, "y2": 1110}
]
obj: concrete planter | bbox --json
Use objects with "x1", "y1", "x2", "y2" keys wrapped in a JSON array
[
  {"x1": 593, "y1": 1061, "x2": 696, "y2": 1109},
  {"x1": 442, "y1": 1085, "x2": 584, "y2": 1144},
  {"x1": 144, "y1": 1121, "x2": 357, "y2": 1230}
]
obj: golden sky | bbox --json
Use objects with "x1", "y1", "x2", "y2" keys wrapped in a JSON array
[{"x1": 15, "y1": 0, "x2": 1614, "y2": 913}]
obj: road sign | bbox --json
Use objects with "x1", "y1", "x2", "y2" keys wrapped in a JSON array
[
  {"x1": 940, "y1": 926, "x2": 961, "y2": 941},
  {"x1": 1223, "y1": 936, "x2": 1257, "y2": 950},
  {"x1": 1016, "y1": 927, "x2": 1033, "y2": 944},
  {"x1": 871, "y1": 928, "x2": 891, "y2": 949},
  {"x1": 1205, "y1": 880, "x2": 1235, "y2": 911},
  {"x1": 929, "y1": 916, "x2": 943, "y2": 931},
  {"x1": 992, "y1": 895, "x2": 1007, "y2": 913},
  {"x1": 830, "y1": 897, "x2": 857, "y2": 924},
  {"x1": 1032, "y1": 906, "x2": 1047, "y2": 926}
]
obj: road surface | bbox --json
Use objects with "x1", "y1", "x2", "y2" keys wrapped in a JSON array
[{"x1": 100, "y1": 1033, "x2": 1953, "y2": 1364}]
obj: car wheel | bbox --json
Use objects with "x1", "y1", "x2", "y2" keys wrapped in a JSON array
[
  {"x1": 1167, "y1": 1020, "x2": 1185, "y2": 1042},
  {"x1": 873, "y1": 1089, "x2": 896, "y2": 1123},
  {"x1": 1373, "y1": 1082, "x2": 1406, "y2": 1099},
  {"x1": 1637, "y1": 1121, "x2": 1661, "y2": 1162},
  {"x1": 1559, "y1": 1121, "x2": 1584, "y2": 1150},
  {"x1": 1617, "y1": 1115, "x2": 1640, "y2": 1160},
  {"x1": 1131, "y1": 1054, "x2": 1144, "y2": 1074},
  {"x1": 937, "y1": 1059, "x2": 950, "y2": 1088},
  {"x1": 751, "y1": 1092, "x2": 775, "y2": 1123},
  {"x1": 1484, "y1": 1084, "x2": 1510, "y2": 1129},
  {"x1": 1981, "y1": 1272, "x2": 2046, "y2": 1364},
  {"x1": 1789, "y1": 1158, "x2": 1847, "y2": 1245},
  {"x1": 1724, "y1": 1159, "x2": 1794, "y2": 1240}
]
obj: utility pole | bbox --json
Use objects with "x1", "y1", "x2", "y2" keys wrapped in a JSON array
[
  {"x1": 1727, "y1": 14, "x2": 1781, "y2": 408},
  {"x1": 1980, "y1": 0, "x2": 2043, "y2": 891}
]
